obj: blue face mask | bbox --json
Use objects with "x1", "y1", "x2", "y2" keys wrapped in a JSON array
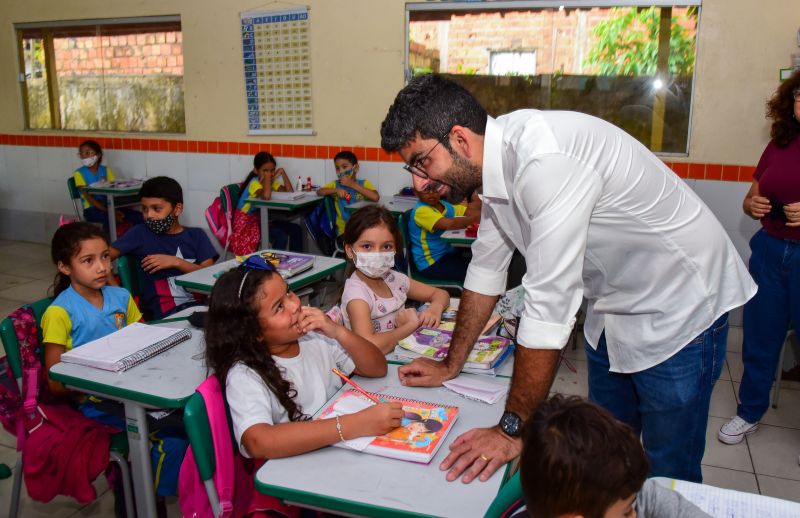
[{"x1": 337, "y1": 168, "x2": 354, "y2": 179}]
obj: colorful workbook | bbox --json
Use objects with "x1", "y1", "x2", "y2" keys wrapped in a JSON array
[
  {"x1": 59, "y1": 323, "x2": 191, "y2": 372},
  {"x1": 416, "y1": 302, "x2": 502, "y2": 334},
  {"x1": 258, "y1": 251, "x2": 315, "y2": 278},
  {"x1": 316, "y1": 389, "x2": 459, "y2": 464},
  {"x1": 397, "y1": 329, "x2": 512, "y2": 372}
]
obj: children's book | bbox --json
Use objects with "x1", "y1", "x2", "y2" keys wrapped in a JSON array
[
  {"x1": 316, "y1": 389, "x2": 459, "y2": 464},
  {"x1": 417, "y1": 301, "x2": 502, "y2": 334},
  {"x1": 257, "y1": 251, "x2": 315, "y2": 278},
  {"x1": 59, "y1": 323, "x2": 191, "y2": 372},
  {"x1": 397, "y1": 330, "x2": 513, "y2": 371}
]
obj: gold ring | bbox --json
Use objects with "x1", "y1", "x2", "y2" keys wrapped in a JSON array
[{"x1": 480, "y1": 454, "x2": 490, "y2": 462}]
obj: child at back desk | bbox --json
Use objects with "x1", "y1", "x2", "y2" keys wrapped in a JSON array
[
  {"x1": 230, "y1": 151, "x2": 303, "y2": 255},
  {"x1": 110, "y1": 176, "x2": 219, "y2": 321},
  {"x1": 317, "y1": 150, "x2": 379, "y2": 246},
  {"x1": 340, "y1": 205, "x2": 450, "y2": 354},
  {"x1": 204, "y1": 256, "x2": 401, "y2": 459},
  {"x1": 41, "y1": 222, "x2": 187, "y2": 501},
  {"x1": 409, "y1": 189, "x2": 480, "y2": 281}
]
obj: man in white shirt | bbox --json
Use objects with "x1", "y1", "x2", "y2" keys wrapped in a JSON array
[{"x1": 380, "y1": 75, "x2": 756, "y2": 484}]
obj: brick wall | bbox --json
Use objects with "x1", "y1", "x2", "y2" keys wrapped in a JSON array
[{"x1": 53, "y1": 31, "x2": 183, "y2": 77}]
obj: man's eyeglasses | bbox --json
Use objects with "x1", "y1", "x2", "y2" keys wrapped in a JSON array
[
  {"x1": 402, "y1": 128, "x2": 452, "y2": 180},
  {"x1": 237, "y1": 255, "x2": 276, "y2": 299}
]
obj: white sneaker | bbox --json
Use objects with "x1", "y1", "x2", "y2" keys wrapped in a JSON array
[{"x1": 718, "y1": 416, "x2": 758, "y2": 444}]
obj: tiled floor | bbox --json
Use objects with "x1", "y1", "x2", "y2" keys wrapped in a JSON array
[{"x1": 1, "y1": 239, "x2": 799, "y2": 516}]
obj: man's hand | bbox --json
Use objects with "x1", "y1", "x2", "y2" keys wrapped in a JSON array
[
  {"x1": 141, "y1": 254, "x2": 177, "y2": 274},
  {"x1": 398, "y1": 357, "x2": 457, "y2": 387},
  {"x1": 440, "y1": 426, "x2": 522, "y2": 483}
]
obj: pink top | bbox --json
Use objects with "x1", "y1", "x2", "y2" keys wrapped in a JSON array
[{"x1": 341, "y1": 270, "x2": 410, "y2": 333}]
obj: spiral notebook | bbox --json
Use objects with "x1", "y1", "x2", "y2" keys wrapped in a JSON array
[
  {"x1": 60, "y1": 323, "x2": 192, "y2": 372},
  {"x1": 316, "y1": 389, "x2": 459, "y2": 464}
]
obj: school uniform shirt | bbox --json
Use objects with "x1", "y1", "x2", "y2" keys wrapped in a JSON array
[
  {"x1": 340, "y1": 270, "x2": 410, "y2": 333},
  {"x1": 237, "y1": 177, "x2": 285, "y2": 215},
  {"x1": 226, "y1": 332, "x2": 356, "y2": 458},
  {"x1": 73, "y1": 165, "x2": 115, "y2": 208},
  {"x1": 41, "y1": 285, "x2": 141, "y2": 350},
  {"x1": 467, "y1": 111, "x2": 756, "y2": 373},
  {"x1": 112, "y1": 224, "x2": 219, "y2": 321},
  {"x1": 409, "y1": 200, "x2": 467, "y2": 271},
  {"x1": 321, "y1": 178, "x2": 378, "y2": 235}
]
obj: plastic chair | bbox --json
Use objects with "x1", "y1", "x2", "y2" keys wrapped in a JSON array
[
  {"x1": 483, "y1": 470, "x2": 523, "y2": 517},
  {"x1": 117, "y1": 255, "x2": 147, "y2": 300},
  {"x1": 399, "y1": 210, "x2": 464, "y2": 293},
  {"x1": 222, "y1": 183, "x2": 242, "y2": 259},
  {"x1": 66, "y1": 177, "x2": 84, "y2": 221},
  {"x1": 0, "y1": 299, "x2": 134, "y2": 518}
]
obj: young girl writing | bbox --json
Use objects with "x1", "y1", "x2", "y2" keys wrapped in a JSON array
[
  {"x1": 72, "y1": 139, "x2": 142, "y2": 233},
  {"x1": 340, "y1": 205, "x2": 450, "y2": 354},
  {"x1": 230, "y1": 151, "x2": 303, "y2": 255},
  {"x1": 205, "y1": 257, "x2": 402, "y2": 459}
]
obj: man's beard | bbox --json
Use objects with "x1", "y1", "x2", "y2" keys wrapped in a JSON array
[{"x1": 424, "y1": 150, "x2": 482, "y2": 204}]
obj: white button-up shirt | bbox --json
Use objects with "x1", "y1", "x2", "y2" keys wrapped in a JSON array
[{"x1": 464, "y1": 111, "x2": 756, "y2": 373}]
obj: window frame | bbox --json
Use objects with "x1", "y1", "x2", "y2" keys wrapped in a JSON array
[
  {"x1": 15, "y1": 15, "x2": 183, "y2": 133},
  {"x1": 405, "y1": 1, "x2": 703, "y2": 157}
]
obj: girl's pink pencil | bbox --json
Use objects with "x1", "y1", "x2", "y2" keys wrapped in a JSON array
[{"x1": 331, "y1": 368, "x2": 381, "y2": 404}]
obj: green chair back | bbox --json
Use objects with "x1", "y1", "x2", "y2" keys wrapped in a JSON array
[
  {"x1": 66, "y1": 177, "x2": 82, "y2": 201},
  {"x1": 399, "y1": 210, "x2": 464, "y2": 290},
  {"x1": 483, "y1": 470, "x2": 523, "y2": 518},
  {"x1": 183, "y1": 387, "x2": 238, "y2": 483},
  {"x1": 0, "y1": 297, "x2": 52, "y2": 382},
  {"x1": 221, "y1": 183, "x2": 242, "y2": 215},
  {"x1": 117, "y1": 255, "x2": 149, "y2": 299}
]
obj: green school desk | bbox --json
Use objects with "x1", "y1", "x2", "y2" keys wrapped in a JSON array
[
  {"x1": 345, "y1": 197, "x2": 418, "y2": 217},
  {"x1": 440, "y1": 229, "x2": 476, "y2": 248},
  {"x1": 83, "y1": 179, "x2": 143, "y2": 241},
  {"x1": 255, "y1": 363, "x2": 511, "y2": 518},
  {"x1": 49, "y1": 318, "x2": 205, "y2": 518},
  {"x1": 243, "y1": 193, "x2": 323, "y2": 250},
  {"x1": 173, "y1": 251, "x2": 345, "y2": 295}
]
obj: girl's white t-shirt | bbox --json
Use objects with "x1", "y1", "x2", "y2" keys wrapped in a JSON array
[{"x1": 226, "y1": 332, "x2": 356, "y2": 458}]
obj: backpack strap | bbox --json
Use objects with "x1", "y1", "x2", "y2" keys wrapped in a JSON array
[{"x1": 196, "y1": 376, "x2": 235, "y2": 518}]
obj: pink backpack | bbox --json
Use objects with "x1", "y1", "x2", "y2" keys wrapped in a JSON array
[
  {"x1": 204, "y1": 184, "x2": 240, "y2": 251},
  {"x1": 178, "y1": 375, "x2": 299, "y2": 518}
]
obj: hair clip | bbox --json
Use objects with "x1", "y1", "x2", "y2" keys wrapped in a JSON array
[{"x1": 237, "y1": 255, "x2": 276, "y2": 299}]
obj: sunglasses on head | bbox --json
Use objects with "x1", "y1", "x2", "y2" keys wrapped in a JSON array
[{"x1": 237, "y1": 255, "x2": 276, "y2": 299}]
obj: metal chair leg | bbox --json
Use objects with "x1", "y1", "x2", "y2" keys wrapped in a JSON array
[
  {"x1": 9, "y1": 452, "x2": 23, "y2": 518},
  {"x1": 109, "y1": 451, "x2": 136, "y2": 518}
]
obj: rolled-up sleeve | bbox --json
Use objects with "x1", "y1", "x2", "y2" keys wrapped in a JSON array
[
  {"x1": 464, "y1": 202, "x2": 515, "y2": 296},
  {"x1": 515, "y1": 154, "x2": 602, "y2": 349}
]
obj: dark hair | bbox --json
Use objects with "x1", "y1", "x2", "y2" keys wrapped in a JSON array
[
  {"x1": 342, "y1": 205, "x2": 403, "y2": 256},
  {"x1": 380, "y1": 74, "x2": 488, "y2": 153},
  {"x1": 139, "y1": 176, "x2": 183, "y2": 205},
  {"x1": 79, "y1": 139, "x2": 103, "y2": 164},
  {"x1": 243, "y1": 151, "x2": 278, "y2": 186},
  {"x1": 204, "y1": 268, "x2": 306, "y2": 422},
  {"x1": 404, "y1": 411, "x2": 443, "y2": 433},
  {"x1": 767, "y1": 69, "x2": 800, "y2": 148},
  {"x1": 333, "y1": 150, "x2": 358, "y2": 165},
  {"x1": 50, "y1": 222, "x2": 110, "y2": 296},
  {"x1": 520, "y1": 395, "x2": 649, "y2": 518}
]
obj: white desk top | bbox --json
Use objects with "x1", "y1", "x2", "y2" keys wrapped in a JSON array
[
  {"x1": 441, "y1": 229, "x2": 476, "y2": 246},
  {"x1": 174, "y1": 251, "x2": 345, "y2": 294},
  {"x1": 49, "y1": 319, "x2": 206, "y2": 409},
  {"x1": 244, "y1": 192, "x2": 323, "y2": 209},
  {"x1": 255, "y1": 364, "x2": 509, "y2": 518},
  {"x1": 346, "y1": 197, "x2": 418, "y2": 215}
]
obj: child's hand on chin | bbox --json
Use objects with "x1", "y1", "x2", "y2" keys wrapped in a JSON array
[{"x1": 297, "y1": 306, "x2": 339, "y2": 338}]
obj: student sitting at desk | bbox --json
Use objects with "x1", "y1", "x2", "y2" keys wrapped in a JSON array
[
  {"x1": 340, "y1": 205, "x2": 450, "y2": 354},
  {"x1": 505, "y1": 394, "x2": 709, "y2": 518},
  {"x1": 409, "y1": 189, "x2": 480, "y2": 281},
  {"x1": 317, "y1": 150, "x2": 379, "y2": 247},
  {"x1": 205, "y1": 257, "x2": 401, "y2": 460},
  {"x1": 230, "y1": 151, "x2": 303, "y2": 255},
  {"x1": 72, "y1": 139, "x2": 142, "y2": 234},
  {"x1": 110, "y1": 176, "x2": 219, "y2": 320},
  {"x1": 41, "y1": 222, "x2": 187, "y2": 506}
]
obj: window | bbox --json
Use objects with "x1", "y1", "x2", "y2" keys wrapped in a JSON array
[
  {"x1": 16, "y1": 16, "x2": 185, "y2": 133},
  {"x1": 407, "y1": 2, "x2": 700, "y2": 155}
]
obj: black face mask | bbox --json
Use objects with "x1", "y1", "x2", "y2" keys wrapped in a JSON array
[{"x1": 145, "y1": 214, "x2": 175, "y2": 235}]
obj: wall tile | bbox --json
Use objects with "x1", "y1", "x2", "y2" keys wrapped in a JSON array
[
  {"x1": 4, "y1": 146, "x2": 38, "y2": 184},
  {"x1": 41, "y1": 178, "x2": 76, "y2": 216},
  {"x1": 229, "y1": 154, "x2": 252, "y2": 184},
  {"x1": 184, "y1": 189, "x2": 217, "y2": 229},
  {"x1": 692, "y1": 180, "x2": 752, "y2": 231},
  {"x1": 146, "y1": 151, "x2": 188, "y2": 187},
  {"x1": 186, "y1": 153, "x2": 229, "y2": 192},
  {"x1": 104, "y1": 150, "x2": 148, "y2": 179},
  {"x1": 37, "y1": 147, "x2": 76, "y2": 182},
  {"x1": 379, "y1": 161, "x2": 413, "y2": 197}
]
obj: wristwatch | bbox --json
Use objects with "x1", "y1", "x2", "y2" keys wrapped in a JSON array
[{"x1": 498, "y1": 411, "x2": 523, "y2": 438}]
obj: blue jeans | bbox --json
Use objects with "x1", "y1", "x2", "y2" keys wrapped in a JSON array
[
  {"x1": 585, "y1": 313, "x2": 728, "y2": 483},
  {"x1": 738, "y1": 230, "x2": 800, "y2": 423}
]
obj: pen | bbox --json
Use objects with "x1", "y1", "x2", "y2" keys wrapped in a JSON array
[{"x1": 332, "y1": 367, "x2": 382, "y2": 404}]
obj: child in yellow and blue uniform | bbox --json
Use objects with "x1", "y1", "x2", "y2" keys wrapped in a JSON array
[
  {"x1": 72, "y1": 139, "x2": 142, "y2": 233},
  {"x1": 317, "y1": 150, "x2": 379, "y2": 245},
  {"x1": 230, "y1": 151, "x2": 303, "y2": 255},
  {"x1": 408, "y1": 188, "x2": 480, "y2": 281},
  {"x1": 42, "y1": 222, "x2": 187, "y2": 501}
]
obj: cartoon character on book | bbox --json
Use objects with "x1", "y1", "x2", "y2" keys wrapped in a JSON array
[{"x1": 386, "y1": 410, "x2": 446, "y2": 448}]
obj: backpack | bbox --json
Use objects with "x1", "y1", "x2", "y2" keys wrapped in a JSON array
[
  {"x1": 303, "y1": 201, "x2": 335, "y2": 256},
  {"x1": 205, "y1": 184, "x2": 241, "y2": 251},
  {"x1": 178, "y1": 376, "x2": 299, "y2": 518}
]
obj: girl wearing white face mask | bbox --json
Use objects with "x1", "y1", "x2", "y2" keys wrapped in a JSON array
[
  {"x1": 72, "y1": 140, "x2": 142, "y2": 233},
  {"x1": 341, "y1": 205, "x2": 450, "y2": 354}
]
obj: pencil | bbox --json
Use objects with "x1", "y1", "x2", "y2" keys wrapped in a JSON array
[{"x1": 332, "y1": 368, "x2": 381, "y2": 404}]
